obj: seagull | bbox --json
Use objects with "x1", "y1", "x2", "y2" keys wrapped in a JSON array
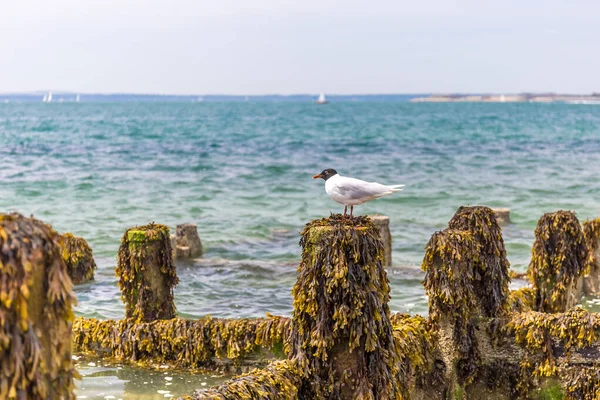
[{"x1": 312, "y1": 168, "x2": 404, "y2": 217}]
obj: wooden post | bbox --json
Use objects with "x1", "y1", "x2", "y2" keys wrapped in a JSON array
[
  {"x1": 422, "y1": 221, "x2": 510, "y2": 395},
  {"x1": 0, "y1": 213, "x2": 77, "y2": 399},
  {"x1": 116, "y1": 223, "x2": 178, "y2": 322},
  {"x1": 369, "y1": 214, "x2": 392, "y2": 266},
  {"x1": 176, "y1": 223, "x2": 203, "y2": 258},
  {"x1": 583, "y1": 218, "x2": 600, "y2": 296},
  {"x1": 492, "y1": 207, "x2": 511, "y2": 225},
  {"x1": 58, "y1": 232, "x2": 96, "y2": 284},
  {"x1": 529, "y1": 211, "x2": 588, "y2": 312},
  {"x1": 289, "y1": 215, "x2": 401, "y2": 399}
]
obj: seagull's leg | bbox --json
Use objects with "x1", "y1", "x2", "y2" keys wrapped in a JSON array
[
  {"x1": 350, "y1": 205, "x2": 354, "y2": 218},
  {"x1": 343, "y1": 206, "x2": 347, "y2": 217}
]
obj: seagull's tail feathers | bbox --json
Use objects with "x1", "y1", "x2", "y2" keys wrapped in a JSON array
[{"x1": 388, "y1": 184, "x2": 405, "y2": 192}]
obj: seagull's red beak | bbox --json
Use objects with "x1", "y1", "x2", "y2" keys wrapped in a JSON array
[{"x1": 312, "y1": 174, "x2": 322, "y2": 179}]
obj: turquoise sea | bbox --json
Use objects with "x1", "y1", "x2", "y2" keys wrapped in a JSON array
[{"x1": 2, "y1": 101, "x2": 600, "y2": 398}]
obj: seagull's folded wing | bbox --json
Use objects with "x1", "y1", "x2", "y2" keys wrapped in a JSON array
[{"x1": 335, "y1": 178, "x2": 393, "y2": 200}]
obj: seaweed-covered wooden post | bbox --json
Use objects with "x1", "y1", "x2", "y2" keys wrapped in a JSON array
[
  {"x1": 116, "y1": 223, "x2": 179, "y2": 322},
  {"x1": 290, "y1": 215, "x2": 401, "y2": 399},
  {"x1": 0, "y1": 213, "x2": 77, "y2": 399},
  {"x1": 423, "y1": 208, "x2": 511, "y2": 395},
  {"x1": 583, "y1": 218, "x2": 600, "y2": 296},
  {"x1": 529, "y1": 211, "x2": 588, "y2": 313},
  {"x1": 58, "y1": 232, "x2": 96, "y2": 284},
  {"x1": 448, "y1": 206, "x2": 511, "y2": 316}
]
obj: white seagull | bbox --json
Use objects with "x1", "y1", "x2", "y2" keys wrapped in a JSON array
[{"x1": 312, "y1": 168, "x2": 404, "y2": 217}]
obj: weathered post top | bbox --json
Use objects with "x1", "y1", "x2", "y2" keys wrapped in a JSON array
[
  {"x1": 116, "y1": 223, "x2": 179, "y2": 322},
  {"x1": 176, "y1": 223, "x2": 203, "y2": 257},
  {"x1": 58, "y1": 232, "x2": 96, "y2": 284},
  {"x1": 290, "y1": 214, "x2": 401, "y2": 399},
  {"x1": 529, "y1": 211, "x2": 588, "y2": 313},
  {"x1": 0, "y1": 213, "x2": 77, "y2": 399}
]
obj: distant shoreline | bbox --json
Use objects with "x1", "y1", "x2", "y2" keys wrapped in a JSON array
[
  {"x1": 2, "y1": 92, "x2": 600, "y2": 104},
  {"x1": 411, "y1": 93, "x2": 600, "y2": 104}
]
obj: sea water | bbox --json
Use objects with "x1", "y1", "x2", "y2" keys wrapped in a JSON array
[{"x1": 2, "y1": 101, "x2": 600, "y2": 397}]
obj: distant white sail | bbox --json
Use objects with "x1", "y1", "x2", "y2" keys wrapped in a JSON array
[
  {"x1": 75, "y1": 94, "x2": 80, "y2": 103},
  {"x1": 46, "y1": 91, "x2": 53, "y2": 103},
  {"x1": 315, "y1": 93, "x2": 328, "y2": 104}
]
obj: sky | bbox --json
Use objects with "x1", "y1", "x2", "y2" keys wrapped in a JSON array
[{"x1": 1, "y1": 0, "x2": 599, "y2": 95}]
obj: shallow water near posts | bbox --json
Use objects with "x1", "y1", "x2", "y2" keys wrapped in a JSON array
[
  {"x1": 74, "y1": 358, "x2": 230, "y2": 399},
  {"x1": 3, "y1": 102, "x2": 600, "y2": 397}
]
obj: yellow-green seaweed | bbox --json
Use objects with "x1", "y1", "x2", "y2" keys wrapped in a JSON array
[
  {"x1": 448, "y1": 206, "x2": 511, "y2": 317},
  {"x1": 182, "y1": 360, "x2": 303, "y2": 400},
  {"x1": 528, "y1": 211, "x2": 589, "y2": 313},
  {"x1": 504, "y1": 308, "x2": 600, "y2": 396},
  {"x1": 116, "y1": 223, "x2": 179, "y2": 322},
  {"x1": 58, "y1": 232, "x2": 96, "y2": 284},
  {"x1": 583, "y1": 218, "x2": 600, "y2": 295},
  {"x1": 72, "y1": 314, "x2": 292, "y2": 369},
  {"x1": 507, "y1": 287, "x2": 535, "y2": 312},
  {"x1": 563, "y1": 366, "x2": 600, "y2": 400},
  {"x1": 390, "y1": 313, "x2": 445, "y2": 393},
  {"x1": 422, "y1": 229, "x2": 484, "y2": 384},
  {"x1": 289, "y1": 214, "x2": 402, "y2": 399},
  {"x1": 0, "y1": 213, "x2": 77, "y2": 399}
]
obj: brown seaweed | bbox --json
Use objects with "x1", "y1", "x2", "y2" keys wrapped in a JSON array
[
  {"x1": 0, "y1": 213, "x2": 77, "y2": 399},
  {"x1": 58, "y1": 232, "x2": 96, "y2": 284},
  {"x1": 528, "y1": 211, "x2": 589, "y2": 312}
]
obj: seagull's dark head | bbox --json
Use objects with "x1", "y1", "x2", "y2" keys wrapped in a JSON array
[{"x1": 312, "y1": 168, "x2": 338, "y2": 181}]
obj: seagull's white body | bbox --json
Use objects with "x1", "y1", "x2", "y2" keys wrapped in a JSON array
[{"x1": 324, "y1": 174, "x2": 404, "y2": 206}]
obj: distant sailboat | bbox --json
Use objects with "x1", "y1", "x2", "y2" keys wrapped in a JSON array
[
  {"x1": 43, "y1": 91, "x2": 53, "y2": 103},
  {"x1": 315, "y1": 93, "x2": 328, "y2": 104},
  {"x1": 75, "y1": 94, "x2": 80, "y2": 103}
]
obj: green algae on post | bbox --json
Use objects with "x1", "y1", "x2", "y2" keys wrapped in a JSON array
[
  {"x1": 72, "y1": 314, "x2": 292, "y2": 369},
  {"x1": 529, "y1": 211, "x2": 589, "y2": 313},
  {"x1": 0, "y1": 213, "x2": 77, "y2": 399},
  {"x1": 116, "y1": 223, "x2": 179, "y2": 322},
  {"x1": 290, "y1": 214, "x2": 402, "y2": 399},
  {"x1": 58, "y1": 232, "x2": 97, "y2": 284},
  {"x1": 448, "y1": 205, "x2": 511, "y2": 317}
]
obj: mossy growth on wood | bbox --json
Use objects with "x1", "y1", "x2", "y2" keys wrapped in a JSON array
[
  {"x1": 116, "y1": 223, "x2": 178, "y2": 322},
  {"x1": 0, "y1": 213, "x2": 77, "y2": 399},
  {"x1": 182, "y1": 360, "x2": 303, "y2": 400},
  {"x1": 58, "y1": 232, "x2": 96, "y2": 284},
  {"x1": 73, "y1": 314, "x2": 291, "y2": 369},
  {"x1": 528, "y1": 211, "x2": 589, "y2": 313},
  {"x1": 503, "y1": 308, "x2": 600, "y2": 397},
  {"x1": 448, "y1": 205, "x2": 511, "y2": 317},
  {"x1": 422, "y1": 229, "x2": 488, "y2": 385},
  {"x1": 290, "y1": 214, "x2": 402, "y2": 399}
]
